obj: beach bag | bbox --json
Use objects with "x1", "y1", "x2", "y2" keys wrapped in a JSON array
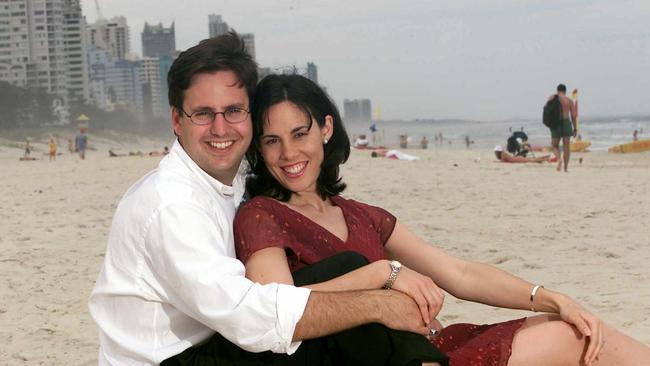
[{"x1": 543, "y1": 95, "x2": 562, "y2": 128}]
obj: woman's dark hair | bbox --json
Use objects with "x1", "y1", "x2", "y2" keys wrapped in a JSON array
[
  {"x1": 246, "y1": 74, "x2": 350, "y2": 201},
  {"x1": 167, "y1": 31, "x2": 257, "y2": 111}
]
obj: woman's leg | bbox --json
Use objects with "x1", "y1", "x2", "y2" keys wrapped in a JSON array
[{"x1": 508, "y1": 314, "x2": 650, "y2": 366}]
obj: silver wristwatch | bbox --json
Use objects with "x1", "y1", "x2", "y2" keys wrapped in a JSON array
[{"x1": 383, "y1": 260, "x2": 402, "y2": 289}]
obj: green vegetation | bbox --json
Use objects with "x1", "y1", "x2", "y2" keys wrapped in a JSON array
[
  {"x1": 0, "y1": 81, "x2": 172, "y2": 140},
  {"x1": 0, "y1": 81, "x2": 55, "y2": 129}
]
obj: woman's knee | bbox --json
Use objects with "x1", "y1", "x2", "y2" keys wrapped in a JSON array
[{"x1": 509, "y1": 316, "x2": 586, "y2": 366}]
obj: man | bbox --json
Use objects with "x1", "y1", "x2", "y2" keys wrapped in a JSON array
[
  {"x1": 89, "y1": 33, "x2": 442, "y2": 365},
  {"x1": 75, "y1": 128, "x2": 88, "y2": 160},
  {"x1": 548, "y1": 84, "x2": 577, "y2": 172}
]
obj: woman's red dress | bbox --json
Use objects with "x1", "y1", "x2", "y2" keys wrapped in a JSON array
[{"x1": 234, "y1": 195, "x2": 525, "y2": 366}]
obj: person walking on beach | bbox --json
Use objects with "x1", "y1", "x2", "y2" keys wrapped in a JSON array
[
  {"x1": 75, "y1": 129, "x2": 87, "y2": 160},
  {"x1": 23, "y1": 139, "x2": 32, "y2": 158},
  {"x1": 464, "y1": 135, "x2": 474, "y2": 149},
  {"x1": 89, "y1": 32, "x2": 445, "y2": 366},
  {"x1": 548, "y1": 84, "x2": 577, "y2": 172},
  {"x1": 48, "y1": 137, "x2": 57, "y2": 161}
]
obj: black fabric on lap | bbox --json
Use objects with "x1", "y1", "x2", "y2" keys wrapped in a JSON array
[{"x1": 162, "y1": 251, "x2": 447, "y2": 366}]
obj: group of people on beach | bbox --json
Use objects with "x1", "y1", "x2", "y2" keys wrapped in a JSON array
[
  {"x1": 89, "y1": 33, "x2": 650, "y2": 365},
  {"x1": 492, "y1": 84, "x2": 578, "y2": 169},
  {"x1": 21, "y1": 130, "x2": 87, "y2": 161}
]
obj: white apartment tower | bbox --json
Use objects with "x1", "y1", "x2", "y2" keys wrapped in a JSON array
[
  {"x1": 0, "y1": 0, "x2": 88, "y2": 117},
  {"x1": 0, "y1": 0, "x2": 67, "y2": 95},
  {"x1": 139, "y1": 56, "x2": 162, "y2": 117},
  {"x1": 62, "y1": 0, "x2": 88, "y2": 103},
  {"x1": 87, "y1": 16, "x2": 129, "y2": 60}
]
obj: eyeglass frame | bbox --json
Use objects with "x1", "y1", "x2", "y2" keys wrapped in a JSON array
[{"x1": 178, "y1": 107, "x2": 250, "y2": 125}]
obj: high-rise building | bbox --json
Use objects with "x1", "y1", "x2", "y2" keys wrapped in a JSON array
[
  {"x1": 139, "y1": 22, "x2": 174, "y2": 117},
  {"x1": 157, "y1": 55, "x2": 172, "y2": 115},
  {"x1": 139, "y1": 56, "x2": 162, "y2": 117},
  {"x1": 207, "y1": 15, "x2": 255, "y2": 60},
  {"x1": 240, "y1": 33, "x2": 255, "y2": 61},
  {"x1": 87, "y1": 16, "x2": 130, "y2": 60},
  {"x1": 343, "y1": 98, "x2": 372, "y2": 123},
  {"x1": 63, "y1": 0, "x2": 89, "y2": 104},
  {"x1": 306, "y1": 62, "x2": 318, "y2": 84},
  {"x1": 0, "y1": 0, "x2": 67, "y2": 95},
  {"x1": 141, "y1": 22, "x2": 175, "y2": 58},
  {"x1": 105, "y1": 59, "x2": 143, "y2": 114},
  {"x1": 0, "y1": 0, "x2": 89, "y2": 123},
  {"x1": 88, "y1": 46, "x2": 144, "y2": 115},
  {"x1": 208, "y1": 14, "x2": 229, "y2": 38},
  {"x1": 87, "y1": 46, "x2": 110, "y2": 110}
]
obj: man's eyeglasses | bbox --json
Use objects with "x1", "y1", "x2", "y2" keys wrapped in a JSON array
[{"x1": 180, "y1": 107, "x2": 249, "y2": 125}]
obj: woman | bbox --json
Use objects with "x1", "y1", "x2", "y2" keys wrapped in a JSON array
[{"x1": 234, "y1": 74, "x2": 650, "y2": 365}]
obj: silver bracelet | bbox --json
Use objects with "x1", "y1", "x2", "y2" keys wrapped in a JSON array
[
  {"x1": 530, "y1": 285, "x2": 544, "y2": 312},
  {"x1": 383, "y1": 260, "x2": 402, "y2": 289}
]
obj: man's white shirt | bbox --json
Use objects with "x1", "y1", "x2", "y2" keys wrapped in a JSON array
[{"x1": 89, "y1": 140, "x2": 311, "y2": 365}]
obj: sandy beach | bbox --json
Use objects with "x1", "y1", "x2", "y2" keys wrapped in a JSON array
[{"x1": 1, "y1": 139, "x2": 648, "y2": 365}]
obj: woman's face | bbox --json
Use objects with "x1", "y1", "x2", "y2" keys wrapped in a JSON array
[{"x1": 259, "y1": 101, "x2": 332, "y2": 195}]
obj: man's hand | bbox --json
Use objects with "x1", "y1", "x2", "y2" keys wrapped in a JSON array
[
  {"x1": 573, "y1": 127, "x2": 578, "y2": 138},
  {"x1": 374, "y1": 290, "x2": 431, "y2": 336}
]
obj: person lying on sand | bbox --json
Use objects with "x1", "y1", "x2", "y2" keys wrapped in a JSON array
[
  {"x1": 148, "y1": 146, "x2": 169, "y2": 157},
  {"x1": 108, "y1": 149, "x2": 126, "y2": 157},
  {"x1": 494, "y1": 145, "x2": 550, "y2": 163}
]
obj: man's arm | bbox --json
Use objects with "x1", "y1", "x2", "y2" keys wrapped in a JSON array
[
  {"x1": 293, "y1": 289, "x2": 430, "y2": 341},
  {"x1": 570, "y1": 99, "x2": 578, "y2": 135}
]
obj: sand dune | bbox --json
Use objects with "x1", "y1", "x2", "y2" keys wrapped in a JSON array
[{"x1": 1, "y1": 142, "x2": 648, "y2": 364}]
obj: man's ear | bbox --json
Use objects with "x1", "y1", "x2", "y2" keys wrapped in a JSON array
[
  {"x1": 323, "y1": 115, "x2": 334, "y2": 141},
  {"x1": 171, "y1": 107, "x2": 183, "y2": 137}
]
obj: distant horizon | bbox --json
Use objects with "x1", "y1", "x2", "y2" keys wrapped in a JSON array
[{"x1": 359, "y1": 113, "x2": 650, "y2": 124}]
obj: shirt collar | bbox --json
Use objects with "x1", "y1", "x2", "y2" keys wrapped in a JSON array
[{"x1": 169, "y1": 139, "x2": 246, "y2": 201}]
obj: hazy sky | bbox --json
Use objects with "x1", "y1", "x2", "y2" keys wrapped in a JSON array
[{"x1": 82, "y1": 0, "x2": 649, "y2": 121}]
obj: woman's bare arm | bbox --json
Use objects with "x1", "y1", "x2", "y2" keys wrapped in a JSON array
[{"x1": 244, "y1": 246, "x2": 388, "y2": 291}]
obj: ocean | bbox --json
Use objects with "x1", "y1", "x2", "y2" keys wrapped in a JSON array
[{"x1": 345, "y1": 117, "x2": 650, "y2": 151}]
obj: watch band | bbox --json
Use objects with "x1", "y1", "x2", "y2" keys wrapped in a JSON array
[{"x1": 383, "y1": 260, "x2": 402, "y2": 289}]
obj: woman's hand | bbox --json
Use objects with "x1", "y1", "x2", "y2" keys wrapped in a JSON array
[
  {"x1": 556, "y1": 295, "x2": 604, "y2": 365},
  {"x1": 390, "y1": 264, "x2": 445, "y2": 327}
]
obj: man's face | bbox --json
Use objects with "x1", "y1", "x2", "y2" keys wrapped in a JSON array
[{"x1": 172, "y1": 70, "x2": 252, "y2": 185}]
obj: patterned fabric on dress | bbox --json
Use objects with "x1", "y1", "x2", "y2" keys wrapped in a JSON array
[
  {"x1": 234, "y1": 195, "x2": 525, "y2": 366},
  {"x1": 235, "y1": 195, "x2": 393, "y2": 271}
]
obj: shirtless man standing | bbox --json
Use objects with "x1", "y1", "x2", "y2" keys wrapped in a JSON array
[{"x1": 549, "y1": 84, "x2": 577, "y2": 172}]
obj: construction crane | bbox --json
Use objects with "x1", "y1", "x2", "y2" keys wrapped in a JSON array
[{"x1": 94, "y1": 0, "x2": 104, "y2": 20}]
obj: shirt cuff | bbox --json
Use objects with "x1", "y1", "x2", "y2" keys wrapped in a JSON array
[{"x1": 274, "y1": 284, "x2": 311, "y2": 354}]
